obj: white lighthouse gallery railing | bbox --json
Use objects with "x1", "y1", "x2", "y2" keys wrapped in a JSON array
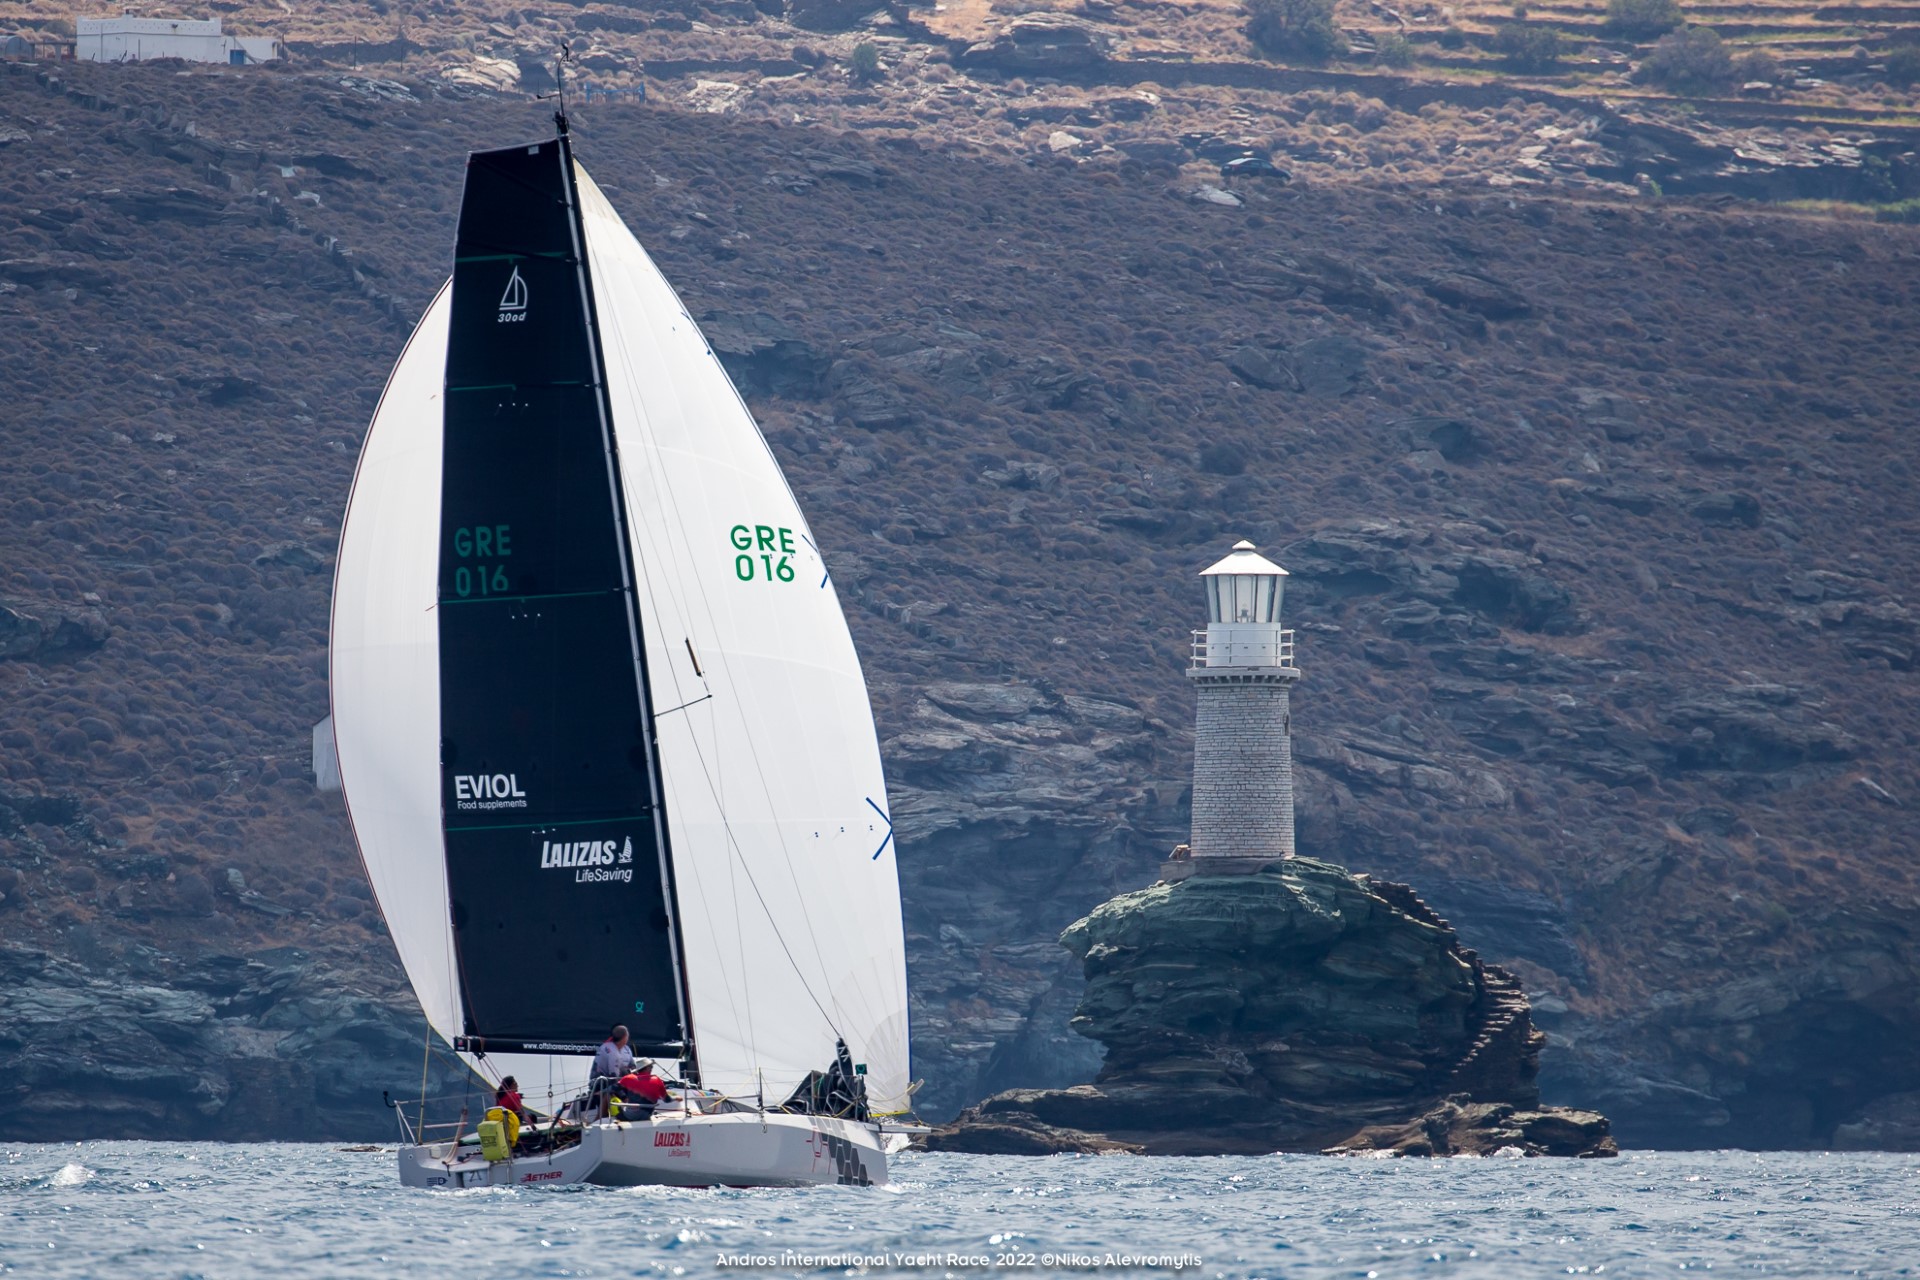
[{"x1": 1190, "y1": 628, "x2": 1296, "y2": 670}]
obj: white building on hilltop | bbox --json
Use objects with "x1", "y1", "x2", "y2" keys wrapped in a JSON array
[
  {"x1": 76, "y1": 15, "x2": 280, "y2": 65},
  {"x1": 1166, "y1": 540, "x2": 1301, "y2": 878}
]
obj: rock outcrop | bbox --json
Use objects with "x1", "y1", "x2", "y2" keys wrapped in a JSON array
[
  {"x1": 925, "y1": 858, "x2": 1615, "y2": 1156},
  {"x1": 0, "y1": 942, "x2": 474, "y2": 1140},
  {"x1": 959, "y1": 16, "x2": 1113, "y2": 76},
  {"x1": 0, "y1": 600, "x2": 108, "y2": 662},
  {"x1": 1327, "y1": 1098, "x2": 1615, "y2": 1158}
]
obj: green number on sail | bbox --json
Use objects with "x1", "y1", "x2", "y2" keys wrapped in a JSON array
[
  {"x1": 450, "y1": 525, "x2": 512, "y2": 598},
  {"x1": 453, "y1": 525, "x2": 512, "y2": 558},
  {"x1": 451, "y1": 563, "x2": 511, "y2": 598},
  {"x1": 730, "y1": 524, "x2": 797, "y2": 585}
]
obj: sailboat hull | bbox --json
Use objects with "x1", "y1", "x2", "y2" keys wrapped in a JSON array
[{"x1": 396, "y1": 1111, "x2": 887, "y2": 1190}]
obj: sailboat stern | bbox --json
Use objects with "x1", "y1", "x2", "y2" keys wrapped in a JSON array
[{"x1": 396, "y1": 1135, "x2": 603, "y2": 1189}]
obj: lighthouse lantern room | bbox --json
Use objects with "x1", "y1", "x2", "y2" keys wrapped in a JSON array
[{"x1": 1196, "y1": 540, "x2": 1294, "y2": 669}]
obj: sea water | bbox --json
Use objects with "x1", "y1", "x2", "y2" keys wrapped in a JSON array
[{"x1": 3, "y1": 1144, "x2": 1918, "y2": 1278}]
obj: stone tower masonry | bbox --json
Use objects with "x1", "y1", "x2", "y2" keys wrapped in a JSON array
[{"x1": 1185, "y1": 540, "x2": 1300, "y2": 861}]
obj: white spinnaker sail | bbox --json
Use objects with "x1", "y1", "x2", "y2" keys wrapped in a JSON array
[
  {"x1": 576, "y1": 166, "x2": 912, "y2": 1113},
  {"x1": 330, "y1": 282, "x2": 590, "y2": 1105},
  {"x1": 331, "y1": 281, "x2": 461, "y2": 1047}
]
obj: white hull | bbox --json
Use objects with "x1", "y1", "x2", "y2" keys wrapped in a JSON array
[{"x1": 397, "y1": 1111, "x2": 887, "y2": 1189}]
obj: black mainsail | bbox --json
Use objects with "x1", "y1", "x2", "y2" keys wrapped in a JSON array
[{"x1": 436, "y1": 135, "x2": 687, "y2": 1059}]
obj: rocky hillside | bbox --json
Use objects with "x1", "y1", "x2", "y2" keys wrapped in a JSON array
[
  {"x1": 8, "y1": 0, "x2": 1920, "y2": 207},
  {"x1": 1, "y1": 54, "x2": 1918, "y2": 1145}
]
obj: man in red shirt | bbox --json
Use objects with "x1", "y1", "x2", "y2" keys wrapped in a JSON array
[{"x1": 614, "y1": 1060, "x2": 670, "y2": 1117}]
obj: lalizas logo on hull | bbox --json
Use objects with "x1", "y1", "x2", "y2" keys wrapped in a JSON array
[
  {"x1": 540, "y1": 835, "x2": 636, "y2": 885},
  {"x1": 655, "y1": 1131, "x2": 691, "y2": 1157},
  {"x1": 453, "y1": 773, "x2": 527, "y2": 812}
]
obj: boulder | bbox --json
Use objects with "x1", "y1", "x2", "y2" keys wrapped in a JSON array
[
  {"x1": 0, "y1": 258, "x2": 112, "y2": 290},
  {"x1": 926, "y1": 682, "x2": 1046, "y2": 721},
  {"x1": 0, "y1": 605, "x2": 43, "y2": 659},
  {"x1": 922, "y1": 1092, "x2": 1143, "y2": 1154},
  {"x1": 960, "y1": 16, "x2": 1112, "y2": 76},
  {"x1": 980, "y1": 461, "x2": 1061, "y2": 491},
  {"x1": 1327, "y1": 1098, "x2": 1616, "y2": 1158},
  {"x1": 0, "y1": 601, "x2": 108, "y2": 662},
  {"x1": 1227, "y1": 336, "x2": 1367, "y2": 395},
  {"x1": 1832, "y1": 1090, "x2": 1920, "y2": 1151},
  {"x1": 103, "y1": 189, "x2": 230, "y2": 226},
  {"x1": 1187, "y1": 184, "x2": 1242, "y2": 207},
  {"x1": 254, "y1": 542, "x2": 326, "y2": 574},
  {"x1": 702, "y1": 311, "x2": 830, "y2": 398},
  {"x1": 1421, "y1": 270, "x2": 1531, "y2": 320},
  {"x1": 1394, "y1": 416, "x2": 1485, "y2": 463},
  {"x1": 1450, "y1": 551, "x2": 1582, "y2": 634},
  {"x1": 788, "y1": 0, "x2": 883, "y2": 31},
  {"x1": 1661, "y1": 686, "x2": 1858, "y2": 773},
  {"x1": 828, "y1": 359, "x2": 914, "y2": 430},
  {"x1": 1287, "y1": 336, "x2": 1369, "y2": 395},
  {"x1": 1690, "y1": 490, "x2": 1763, "y2": 527}
]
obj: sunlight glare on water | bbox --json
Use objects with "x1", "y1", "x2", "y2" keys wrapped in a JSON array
[{"x1": 2, "y1": 1144, "x2": 1918, "y2": 1278}]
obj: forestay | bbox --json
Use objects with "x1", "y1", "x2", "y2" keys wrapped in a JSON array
[{"x1": 576, "y1": 166, "x2": 910, "y2": 1114}]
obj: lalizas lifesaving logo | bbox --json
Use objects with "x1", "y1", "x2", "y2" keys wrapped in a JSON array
[
  {"x1": 539, "y1": 834, "x2": 636, "y2": 885},
  {"x1": 655, "y1": 1131, "x2": 691, "y2": 1157}
]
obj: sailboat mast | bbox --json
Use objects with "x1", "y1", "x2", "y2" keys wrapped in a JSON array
[{"x1": 555, "y1": 129, "x2": 701, "y2": 1085}]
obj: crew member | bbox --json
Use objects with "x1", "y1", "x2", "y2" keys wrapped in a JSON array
[
  {"x1": 590, "y1": 1024, "x2": 636, "y2": 1118},
  {"x1": 614, "y1": 1060, "x2": 670, "y2": 1119},
  {"x1": 495, "y1": 1075, "x2": 532, "y2": 1124},
  {"x1": 592, "y1": 1024, "x2": 635, "y2": 1083}
]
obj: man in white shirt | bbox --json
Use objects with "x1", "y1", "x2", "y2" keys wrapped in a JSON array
[{"x1": 592, "y1": 1025, "x2": 635, "y2": 1087}]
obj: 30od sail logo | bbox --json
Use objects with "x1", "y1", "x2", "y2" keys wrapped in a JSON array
[{"x1": 498, "y1": 265, "x2": 528, "y2": 322}]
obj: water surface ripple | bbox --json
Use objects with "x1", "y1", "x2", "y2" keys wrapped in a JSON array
[{"x1": 3, "y1": 1144, "x2": 1917, "y2": 1278}]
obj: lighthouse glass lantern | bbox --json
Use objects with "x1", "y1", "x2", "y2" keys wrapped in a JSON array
[{"x1": 1196, "y1": 540, "x2": 1293, "y2": 669}]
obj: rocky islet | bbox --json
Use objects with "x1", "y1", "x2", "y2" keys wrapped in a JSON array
[{"x1": 926, "y1": 856, "x2": 1616, "y2": 1156}]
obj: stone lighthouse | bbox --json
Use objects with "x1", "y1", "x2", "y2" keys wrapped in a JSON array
[{"x1": 1179, "y1": 539, "x2": 1299, "y2": 869}]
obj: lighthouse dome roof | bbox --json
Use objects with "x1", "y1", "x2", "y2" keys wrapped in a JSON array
[{"x1": 1199, "y1": 539, "x2": 1289, "y2": 578}]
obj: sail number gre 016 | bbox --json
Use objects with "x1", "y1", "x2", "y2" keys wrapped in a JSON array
[
  {"x1": 731, "y1": 523, "x2": 797, "y2": 585},
  {"x1": 450, "y1": 524, "x2": 512, "y2": 598}
]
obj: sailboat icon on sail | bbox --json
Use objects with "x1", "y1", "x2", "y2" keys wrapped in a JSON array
[
  {"x1": 496, "y1": 265, "x2": 528, "y2": 317},
  {"x1": 329, "y1": 103, "x2": 917, "y2": 1188}
]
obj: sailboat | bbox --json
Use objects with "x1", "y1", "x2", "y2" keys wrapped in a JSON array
[{"x1": 328, "y1": 105, "x2": 914, "y2": 1188}]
